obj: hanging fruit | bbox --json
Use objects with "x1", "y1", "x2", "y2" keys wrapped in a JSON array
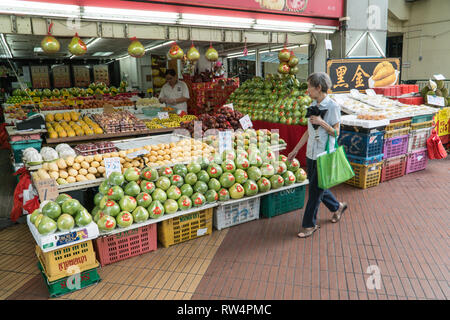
[
  {"x1": 41, "y1": 23, "x2": 60, "y2": 54},
  {"x1": 68, "y1": 33, "x2": 87, "y2": 56},
  {"x1": 278, "y1": 62, "x2": 291, "y2": 74},
  {"x1": 128, "y1": 37, "x2": 145, "y2": 58},
  {"x1": 288, "y1": 51, "x2": 299, "y2": 67},
  {"x1": 187, "y1": 43, "x2": 200, "y2": 62},
  {"x1": 205, "y1": 43, "x2": 218, "y2": 62},
  {"x1": 278, "y1": 48, "x2": 291, "y2": 62},
  {"x1": 168, "y1": 42, "x2": 184, "y2": 60},
  {"x1": 153, "y1": 76, "x2": 166, "y2": 88}
]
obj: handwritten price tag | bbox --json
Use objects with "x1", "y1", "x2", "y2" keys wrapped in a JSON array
[
  {"x1": 239, "y1": 115, "x2": 253, "y2": 130},
  {"x1": 36, "y1": 179, "x2": 58, "y2": 202},
  {"x1": 433, "y1": 74, "x2": 446, "y2": 81},
  {"x1": 104, "y1": 157, "x2": 122, "y2": 178},
  {"x1": 223, "y1": 103, "x2": 234, "y2": 110},
  {"x1": 427, "y1": 95, "x2": 445, "y2": 107},
  {"x1": 219, "y1": 131, "x2": 232, "y2": 155},
  {"x1": 158, "y1": 112, "x2": 169, "y2": 120}
]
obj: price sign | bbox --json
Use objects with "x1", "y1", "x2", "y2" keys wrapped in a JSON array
[
  {"x1": 325, "y1": 39, "x2": 332, "y2": 50},
  {"x1": 427, "y1": 95, "x2": 445, "y2": 107},
  {"x1": 35, "y1": 179, "x2": 58, "y2": 202},
  {"x1": 433, "y1": 74, "x2": 446, "y2": 81},
  {"x1": 158, "y1": 112, "x2": 169, "y2": 120},
  {"x1": 219, "y1": 130, "x2": 232, "y2": 154},
  {"x1": 239, "y1": 115, "x2": 253, "y2": 130},
  {"x1": 365, "y1": 89, "x2": 377, "y2": 96},
  {"x1": 104, "y1": 157, "x2": 122, "y2": 178},
  {"x1": 223, "y1": 103, "x2": 234, "y2": 110},
  {"x1": 127, "y1": 149, "x2": 149, "y2": 159}
]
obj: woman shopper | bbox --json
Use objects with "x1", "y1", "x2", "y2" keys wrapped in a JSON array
[{"x1": 287, "y1": 72, "x2": 347, "y2": 238}]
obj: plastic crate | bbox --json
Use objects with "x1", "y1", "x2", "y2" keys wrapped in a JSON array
[
  {"x1": 405, "y1": 148, "x2": 428, "y2": 174},
  {"x1": 411, "y1": 114, "x2": 434, "y2": 124},
  {"x1": 345, "y1": 161, "x2": 383, "y2": 189},
  {"x1": 94, "y1": 224, "x2": 157, "y2": 267},
  {"x1": 408, "y1": 127, "x2": 432, "y2": 152},
  {"x1": 380, "y1": 154, "x2": 407, "y2": 183},
  {"x1": 158, "y1": 207, "x2": 213, "y2": 248},
  {"x1": 346, "y1": 154, "x2": 384, "y2": 165},
  {"x1": 411, "y1": 120, "x2": 433, "y2": 131},
  {"x1": 383, "y1": 135, "x2": 409, "y2": 159},
  {"x1": 384, "y1": 127, "x2": 411, "y2": 139},
  {"x1": 440, "y1": 134, "x2": 450, "y2": 145},
  {"x1": 338, "y1": 130, "x2": 384, "y2": 158},
  {"x1": 260, "y1": 185, "x2": 306, "y2": 218},
  {"x1": 385, "y1": 119, "x2": 411, "y2": 131},
  {"x1": 38, "y1": 262, "x2": 101, "y2": 298},
  {"x1": 214, "y1": 198, "x2": 260, "y2": 230},
  {"x1": 11, "y1": 139, "x2": 42, "y2": 163},
  {"x1": 35, "y1": 240, "x2": 99, "y2": 282}
]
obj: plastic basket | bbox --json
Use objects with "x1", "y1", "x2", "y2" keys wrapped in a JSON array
[
  {"x1": 408, "y1": 127, "x2": 432, "y2": 152},
  {"x1": 37, "y1": 262, "x2": 101, "y2": 298},
  {"x1": 142, "y1": 107, "x2": 162, "y2": 117},
  {"x1": 411, "y1": 114, "x2": 434, "y2": 124},
  {"x1": 11, "y1": 139, "x2": 42, "y2": 163},
  {"x1": 94, "y1": 224, "x2": 157, "y2": 267},
  {"x1": 346, "y1": 154, "x2": 384, "y2": 165},
  {"x1": 384, "y1": 127, "x2": 411, "y2": 139},
  {"x1": 214, "y1": 198, "x2": 260, "y2": 230},
  {"x1": 380, "y1": 154, "x2": 407, "y2": 183},
  {"x1": 35, "y1": 240, "x2": 99, "y2": 282},
  {"x1": 260, "y1": 185, "x2": 306, "y2": 218},
  {"x1": 383, "y1": 135, "x2": 409, "y2": 159},
  {"x1": 158, "y1": 207, "x2": 213, "y2": 248},
  {"x1": 338, "y1": 131, "x2": 384, "y2": 158},
  {"x1": 385, "y1": 119, "x2": 411, "y2": 131},
  {"x1": 405, "y1": 148, "x2": 428, "y2": 174},
  {"x1": 345, "y1": 161, "x2": 382, "y2": 189},
  {"x1": 411, "y1": 120, "x2": 433, "y2": 131}
]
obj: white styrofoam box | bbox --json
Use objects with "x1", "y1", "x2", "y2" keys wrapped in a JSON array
[
  {"x1": 27, "y1": 214, "x2": 99, "y2": 253},
  {"x1": 341, "y1": 114, "x2": 390, "y2": 128},
  {"x1": 213, "y1": 197, "x2": 260, "y2": 231}
]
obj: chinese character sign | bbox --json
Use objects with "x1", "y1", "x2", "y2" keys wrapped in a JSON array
[{"x1": 327, "y1": 58, "x2": 401, "y2": 93}]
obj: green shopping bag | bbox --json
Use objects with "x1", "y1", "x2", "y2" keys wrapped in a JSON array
[{"x1": 317, "y1": 130, "x2": 355, "y2": 190}]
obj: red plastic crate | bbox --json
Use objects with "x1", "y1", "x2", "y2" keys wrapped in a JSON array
[
  {"x1": 383, "y1": 134, "x2": 409, "y2": 159},
  {"x1": 398, "y1": 97, "x2": 424, "y2": 105},
  {"x1": 405, "y1": 148, "x2": 428, "y2": 174},
  {"x1": 380, "y1": 154, "x2": 407, "y2": 182},
  {"x1": 94, "y1": 224, "x2": 157, "y2": 267}
]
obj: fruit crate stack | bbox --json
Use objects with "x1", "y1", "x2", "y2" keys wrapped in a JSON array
[
  {"x1": 380, "y1": 118, "x2": 411, "y2": 182},
  {"x1": 338, "y1": 125, "x2": 385, "y2": 189}
]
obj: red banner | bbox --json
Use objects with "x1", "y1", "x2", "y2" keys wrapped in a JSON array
[{"x1": 27, "y1": 0, "x2": 343, "y2": 20}]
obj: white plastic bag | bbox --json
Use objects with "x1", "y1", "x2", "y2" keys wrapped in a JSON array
[{"x1": 40, "y1": 147, "x2": 59, "y2": 162}]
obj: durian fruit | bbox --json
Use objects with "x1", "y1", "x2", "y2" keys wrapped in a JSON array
[{"x1": 436, "y1": 80, "x2": 444, "y2": 90}]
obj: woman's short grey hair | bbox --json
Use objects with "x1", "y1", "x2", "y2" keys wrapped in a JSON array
[{"x1": 307, "y1": 72, "x2": 332, "y2": 93}]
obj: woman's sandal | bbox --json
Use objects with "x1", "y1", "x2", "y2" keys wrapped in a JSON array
[
  {"x1": 297, "y1": 225, "x2": 320, "y2": 238},
  {"x1": 331, "y1": 202, "x2": 348, "y2": 223}
]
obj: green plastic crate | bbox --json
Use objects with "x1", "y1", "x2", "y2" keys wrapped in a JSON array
[
  {"x1": 10, "y1": 139, "x2": 42, "y2": 163},
  {"x1": 411, "y1": 114, "x2": 434, "y2": 124},
  {"x1": 37, "y1": 262, "x2": 101, "y2": 298},
  {"x1": 260, "y1": 185, "x2": 306, "y2": 218}
]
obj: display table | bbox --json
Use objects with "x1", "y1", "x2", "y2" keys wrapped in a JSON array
[{"x1": 252, "y1": 120, "x2": 308, "y2": 166}]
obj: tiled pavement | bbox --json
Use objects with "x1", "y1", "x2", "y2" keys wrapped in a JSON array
[{"x1": 0, "y1": 155, "x2": 448, "y2": 300}]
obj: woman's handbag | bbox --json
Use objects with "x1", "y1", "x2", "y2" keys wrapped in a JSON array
[{"x1": 317, "y1": 130, "x2": 355, "y2": 190}]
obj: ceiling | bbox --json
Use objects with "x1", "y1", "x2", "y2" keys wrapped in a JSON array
[{"x1": 1, "y1": 34, "x2": 261, "y2": 61}]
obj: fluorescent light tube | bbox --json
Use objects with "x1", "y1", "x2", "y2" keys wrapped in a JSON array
[
  {"x1": 86, "y1": 38, "x2": 102, "y2": 48},
  {"x1": 82, "y1": 7, "x2": 179, "y2": 24},
  {"x1": 311, "y1": 28, "x2": 336, "y2": 34},
  {"x1": 145, "y1": 41, "x2": 174, "y2": 52},
  {"x1": 179, "y1": 14, "x2": 254, "y2": 29},
  {"x1": 0, "y1": 0, "x2": 79, "y2": 18}
]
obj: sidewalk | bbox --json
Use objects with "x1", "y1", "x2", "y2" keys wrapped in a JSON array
[{"x1": 0, "y1": 157, "x2": 448, "y2": 300}]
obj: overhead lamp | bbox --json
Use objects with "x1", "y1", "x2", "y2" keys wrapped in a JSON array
[
  {"x1": 179, "y1": 14, "x2": 254, "y2": 29},
  {"x1": 0, "y1": 34, "x2": 13, "y2": 59},
  {"x1": 0, "y1": 0, "x2": 79, "y2": 18},
  {"x1": 92, "y1": 52, "x2": 114, "y2": 57},
  {"x1": 145, "y1": 41, "x2": 174, "y2": 52},
  {"x1": 254, "y1": 19, "x2": 313, "y2": 32},
  {"x1": 82, "y1": 7, "x2": 179, "y2": 24}
]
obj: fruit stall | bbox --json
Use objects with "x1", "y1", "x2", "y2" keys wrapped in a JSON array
[{"x1": 23, "y1": 129, "x2": 309, "y2": 297}]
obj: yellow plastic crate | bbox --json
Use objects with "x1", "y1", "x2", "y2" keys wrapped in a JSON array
[
  {"x1": 345, "y1": 161, "x2": 383, "y2": 189},
  {"x1": 385, "y1": 119, "x2": 411, "y2": 132},
  {"x1": 384, "y1": 127, "x2": 411, "y2": 139},
  {"x1": 158, "y1": 208, "x2": 213, "y2": 248},
  {"x1": 411, "y1": 120, "x2": 433, "y2": 131},
  {"x1": 35, "y1": 240, "x2": 99, "y2": 282}
]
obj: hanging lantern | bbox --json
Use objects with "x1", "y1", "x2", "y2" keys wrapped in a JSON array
[
  {"x1": 68, "y1": 33, "x2": 87, "y2": 56},
  {"x1": 205, "y1": 43, "x2": 218, "y2": 62},
  {"x1": 41, "y1": 23, "x2": 60, "y2": 54},
  {"x1": 187, "y1": 42, "x2": 200, "y2": 62},
  {"x1": 288, "y1": 51, "x2": 299, "y2": 67},
  {"x1": 168, "y1": 42, "x2": 184, "y2": 60},
  {"x1": 128, "y1": 37, "x2": 145, "y2": 58}
]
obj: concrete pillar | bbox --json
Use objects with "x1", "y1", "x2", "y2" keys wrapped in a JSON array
[
  {"x1": 255, "y1": 49, "x2": 262, "y2": 77},
  {"x1": 310, "y1": 33, "x2": 327, "y2": 73}
]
